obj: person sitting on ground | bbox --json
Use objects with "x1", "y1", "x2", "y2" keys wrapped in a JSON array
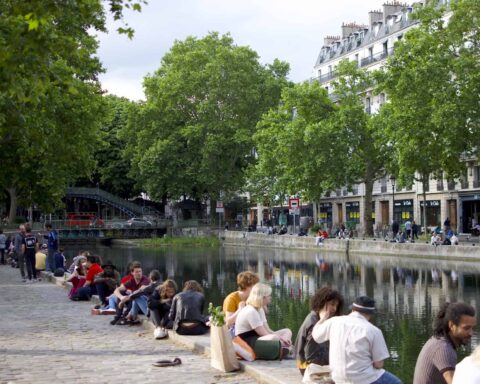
[
  {"x1": 312, "y1": 295, "x2": 402, "y2": 384},
  {"x1": 35, "y1": 244, "x2": 47, "y2": 277},
  {"x1": 223, "y1": 271, "x2": 260, "y2": 335},
  {"x1": 126, "y1": 269, "x2": 162, "y2": 325},
  {"x1": 68, "y1": 250, "x2": 90, "y2": 273},
  {"x1": 315, "y1": 229, "x2": 328, "y2": 246},
  {"x1": 295, "y1": 287, "x2": 344, "y2": 376},
  {"x1": 450, "y1": 233, "x2": 459, "y2": 245},
  {"x1": 66, "y1": 258, "x2": 86, "y2": 299},
  {"x1": 110, "y1": 262, "x2": 150, "y2": 325},
  {"x1": 413, "y1": 302, "x2": 476, "y2": 384},
  {"x1": 431, "y1": 233, "x2": 442, "y2": 246},
  {"x1": 235, "y1": 282, "x2": 293, "y2": 353},
  {"x1": 169, "y1": 280, "x2": 209, "y2": 335},
  {"x1": 93, "y1": 261, "x2": 121, "y2": 308},
  {"x1": 452, "y1": 345, "x2": 480, "y2": 384},
  {"x1": 54, "y1": 247, "x2": 67, "y2": 274},
  {"x1": 278, "y1": 225, "x2": 288, "y2": 235},
  {"x1": 71, "y1": 255, "x2": 103, "y2": 301},
  {"x1": 148, "y1": 279, "x2": 178, "y2": 339},
  {"x1": 397, "y1": 230, "x2": 406, "y2": 243}
]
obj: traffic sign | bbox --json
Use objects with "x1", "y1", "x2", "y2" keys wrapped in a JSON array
[
  {"x1": 216, "y1": 201, "x2": 224, "y2": 213},
  {"x1": 288, "y1": 197, "x2": 300, "y2": 209}
]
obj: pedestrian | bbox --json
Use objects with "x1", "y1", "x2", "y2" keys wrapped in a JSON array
[
  {"x1": 0, "y1": 229, "x2": 6, "y2": 265},
  {"x1": 44, "y1": 223, "x2": 58, "y2": 273},
  {"x1": 22, "y1": 224, "x2": 38, "y2": 282},
  {"x1": 413, "y1": 302, "x2": 476, "y2": 384},
  {"x1": 14, "y1": 224, "x2": 26, "y2": 282},
  {"x1": 312, "y1": 295, "x2": 402, "y2": 384},
  {"x1": 404, "y1": 219, "x2": 412, "y2": 240},
  {"x1": 412, "y1": 220, "x2": 419, "y2": 240},
  {"x1": 391, "y1": 220, "x2": 399, "y2": 238},
  {"x1": 294, "y1": 287, "x2": 344, "y2": 376}
]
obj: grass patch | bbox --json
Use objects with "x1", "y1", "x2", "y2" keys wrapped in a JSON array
[{"x1": 137, "y1": 236, "x2": 221, "y2": 248}]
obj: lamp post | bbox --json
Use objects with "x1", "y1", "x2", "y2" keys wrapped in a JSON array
[{"x1": 390, "y1": 176, "x2": 396, "y2": 223}]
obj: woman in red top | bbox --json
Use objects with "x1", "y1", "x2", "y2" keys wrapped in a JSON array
[{"x1": 71, "y1": 255, "x2": 103, "y2": 301}]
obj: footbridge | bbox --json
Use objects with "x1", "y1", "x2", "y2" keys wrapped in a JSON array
[{"x1": 66, "y1": 187, "x2": 161, "y2": 217}]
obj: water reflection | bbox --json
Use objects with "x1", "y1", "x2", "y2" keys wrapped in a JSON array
[{"x1": 65, "y1": 245, "x2": 480, "y2": 383}]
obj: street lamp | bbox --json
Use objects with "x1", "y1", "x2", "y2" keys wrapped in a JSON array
[{"x1": 390, "y1": 176, "x2": 396, "y2": 223}]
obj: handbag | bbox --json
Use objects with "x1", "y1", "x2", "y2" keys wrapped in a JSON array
[
  {"x1": 253, "y1": 339, "x2": 284, "y2": 360},
  {"x1": 210, "y1": 325, "x2": 240, "y2": 372}
]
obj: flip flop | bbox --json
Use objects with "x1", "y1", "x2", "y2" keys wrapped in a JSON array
[{"x1": 152, "y1": 357, "x2": 182, "y2": 367}]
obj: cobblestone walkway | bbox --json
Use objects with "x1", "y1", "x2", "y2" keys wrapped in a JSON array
[{"x1": 0, "y1": 265, "x2": 256, "y2": 384}]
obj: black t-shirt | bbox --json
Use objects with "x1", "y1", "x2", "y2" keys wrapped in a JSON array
[{"x1": 23, "y1": 234, "x2": 37, "y2": 254}]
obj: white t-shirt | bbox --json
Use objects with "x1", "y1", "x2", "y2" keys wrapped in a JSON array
[
  {"x1": 234, "y1": 305, "x2": 267, "y2": 335},
  {"x1": 453, "y1": 355, "x2": 480, "y2": 384},
  {"x1": 312, "y1": 311, "x2": 390, "y2": 384}
]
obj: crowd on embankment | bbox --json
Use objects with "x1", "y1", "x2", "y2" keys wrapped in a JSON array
[{"x1": 3, "y1": 221, "x2": 480, "y2": 384}]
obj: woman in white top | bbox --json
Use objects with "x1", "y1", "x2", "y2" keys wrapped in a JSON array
[
  {"x1": 453, "y1": 345, "x2": 480, "y2": 384},
  {"x1": 235, "y1": 283, "x2": 292, "y2": 350}
]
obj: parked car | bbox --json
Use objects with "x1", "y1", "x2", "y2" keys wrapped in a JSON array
[
  {"x1": 66, "y1": 213, "x2": 104, "y2": 228},
  {"x1": 125, "y1": 218, "x2": 152, "y2": 228}
]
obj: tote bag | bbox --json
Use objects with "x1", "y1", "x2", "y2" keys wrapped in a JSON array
[{"x1": 210, "y1": 325, "x2": 240, "y2": 372}]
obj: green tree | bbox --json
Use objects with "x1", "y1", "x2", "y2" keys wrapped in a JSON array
[
  {"x1": 253, "y1": 61, "x2": 390, "y2": 236},
  {"x1": 92, "y1": 96, "x2": 140, "y2": 199},
  {"x1": 124, "y1": 33, "x2": 290, "y2": 205},
  {"x1": 379, "y1": 0, "x2": 480, "y2": 229},
  {"x1": 0, "y1": 0, "x2": 144, "y2": 220}
]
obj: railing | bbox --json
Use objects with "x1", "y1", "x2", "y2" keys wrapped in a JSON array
[{"x1": 66, "y1": 187, "x2": 151, "y2": 217}]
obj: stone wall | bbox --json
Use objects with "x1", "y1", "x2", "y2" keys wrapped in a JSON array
[{"x1": 221, "y1": 231, "x2": 480, "y2": 260}]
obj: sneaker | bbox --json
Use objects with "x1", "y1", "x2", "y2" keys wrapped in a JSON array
[
  {"x1": 100, "y1": 309, "x2": 116, "y2": 315},
  {"x1": 154, "y1": 327, "x2": 168, "y2": 340},
  {"x1": 32, "y1": 279, "x2": 38, "y2": 283}
]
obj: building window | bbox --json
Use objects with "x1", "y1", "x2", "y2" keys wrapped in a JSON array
[
  {"x1": 381, "y1": 177, "x2": 387, "y2": 193},
  {"x1": 319, "y1": 203, "x2": 333, "y2": 228},
  {"x1": 383, "y1": 41, "x2": 388, "y2": 56},
  {"x1": 346, "y1": 202, "x2": 360, "y2": 225},
  {"x1": 420, "y1": 200, "x2": 441, "y2": 227},
  {"x1": 368, "y1": 46, "x2": 373, "y2": 59},
  {"x1": 437, "y1": 178, "x2": 444, "y2": 191},
  {"x1": 447, "y1": 178, "x2": 456, "y2": 190},
  {"x1": 328, "y1": 65, "x2": 332, "y2": 74},
  {"x1": 460, "y1": 169, "x2": 468, "y2": 189},
  {"x1": 365, "y1": 97, "x2": 371, "y2": 114},
  {"x1": 318, "y1": 69, "x2": 321, "y2": 78},
  {"x1": 474, "y1": 166, "x2": 480, "y2": 188}
]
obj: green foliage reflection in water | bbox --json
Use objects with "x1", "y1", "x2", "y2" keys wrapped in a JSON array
[{"x1": 137, "y1": 236, "x2": 221, "y2": 248}]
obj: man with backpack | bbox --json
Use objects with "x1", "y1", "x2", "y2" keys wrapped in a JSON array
[
  {"x1": 14, "y1": 224, "x2": 26, "y2": 281},
  {"x1": 22, "y1": 225, "x2": 38, "y2": 282}
]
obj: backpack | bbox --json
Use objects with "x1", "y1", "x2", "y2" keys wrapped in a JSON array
[{"x1": 24, "y1": 234, "x2": 37, "y2": 249}]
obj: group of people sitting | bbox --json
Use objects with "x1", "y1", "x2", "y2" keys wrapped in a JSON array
[
  {"x1": 66, "y1": 254, "x2": 209, "y2": 338},
  {"x1": 61, "y1": 258, "x2": 479, "y2": 384}
]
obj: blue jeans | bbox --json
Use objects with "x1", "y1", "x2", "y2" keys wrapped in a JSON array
[
  {"x1": 371, "y1": 371, "x2": 402, "y2": 384},
  {"x1": 129, "y1": 295, "x2": 148, "y2": 318}
]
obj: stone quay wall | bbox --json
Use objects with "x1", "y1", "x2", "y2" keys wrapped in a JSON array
[{"x1": 221, "y1": 231, "x2": 480, "y2": 260}]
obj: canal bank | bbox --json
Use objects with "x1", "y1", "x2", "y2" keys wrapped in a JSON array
[{"x1": 221, "y1": 231, "x2": 480, "y2": 260}]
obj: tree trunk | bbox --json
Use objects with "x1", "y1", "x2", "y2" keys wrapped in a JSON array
[
  {"x1": 363, "y1": 171, "x2": 375, "y2": 237},
  {"x1": 7, "y1": 187, "x2": 16, "y2": 224},
  {"x1": 422, "y1": 174, "x2": 428, "y2": 236}
]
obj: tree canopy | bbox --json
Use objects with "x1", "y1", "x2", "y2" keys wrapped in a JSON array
[
  {"x1": 0, "y1": 0, "x2": 144, "y2": 219},
  {"x1": 123, "y1": 32, "x2": 291, "y2": 202}
]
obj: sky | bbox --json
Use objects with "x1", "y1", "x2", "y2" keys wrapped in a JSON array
[{"x1": 96, "y1": 0, "x2": 386, "y2": 101}]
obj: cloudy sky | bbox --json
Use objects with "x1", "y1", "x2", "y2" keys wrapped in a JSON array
[{"x1": 96, "y1": 0, "x2": 385, "y2": 101}]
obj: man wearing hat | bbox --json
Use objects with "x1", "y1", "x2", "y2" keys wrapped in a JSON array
[
  {"x1": 312, "y1": 296, "x2": 402, "y2": 384},
  {"x1": 93, "y1": 261, "x2": 121, "y2": 308}
]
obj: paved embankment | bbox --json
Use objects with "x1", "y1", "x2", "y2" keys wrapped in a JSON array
[
  {"x1": 0, "y1": 265, "x2": 257, "y2": 384},
  {"x1": 222, "y1": 231, "x2": 480, "y2": 260}
]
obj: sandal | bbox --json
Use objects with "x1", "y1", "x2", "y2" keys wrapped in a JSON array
[{"x1": 152, "y1": 358, "x2": 182, "y2": 367}]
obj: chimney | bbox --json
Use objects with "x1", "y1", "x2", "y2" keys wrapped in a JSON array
[
  {"x1": 323, "y1": 35, "x2": 341, "y2": 46},
  {"x1": 369, "y1": 10, "x2": 384, "y2": 30},
  {"x1": 383, "y1": 1, "x2": 409, "y2": 24},
  {"x1": 341, "y1": 23, "x2": 367, "y2": 39}
]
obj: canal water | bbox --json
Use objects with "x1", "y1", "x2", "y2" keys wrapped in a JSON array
[{"x1": 65, "y1": 244, "x2": 480, "y2": 383}]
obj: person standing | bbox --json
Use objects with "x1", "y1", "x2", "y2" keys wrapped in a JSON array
[
  {"x1": 413, "y1": 302, "x2": 476, "y2": 384},
  {"x1": 412, "y1": 220, "x2": 419, "y2": 240},
  {"x1": 14, "y1": 224, "x2": 26, "y2": 282},
  {"x1": 312, "y1": 295, "x2": 402, "y2": 384},
  {"x1": 44, "y1": 223, "x2": 58, "y2": 273},
  {"x1": 0, "y1": 229, "x2": 6, "y2": 265},
  {"x1": 22, "y1": 225, "x2": 38, "y2": 282},
  {"x1": 391, "y1": 220, "x2": 399, "y2": 238},
  {"x1": 404, "y1": 220, "x2": 412, "y2": 240}
]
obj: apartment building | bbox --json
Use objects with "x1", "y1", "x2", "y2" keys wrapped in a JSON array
[{"x1": 312, "y1": 0, "x2": 479, "y2": 235}]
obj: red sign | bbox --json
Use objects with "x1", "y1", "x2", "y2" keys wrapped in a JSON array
[{"x1": 288, "y1": 198, "x2": 300, "y2": 209}]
